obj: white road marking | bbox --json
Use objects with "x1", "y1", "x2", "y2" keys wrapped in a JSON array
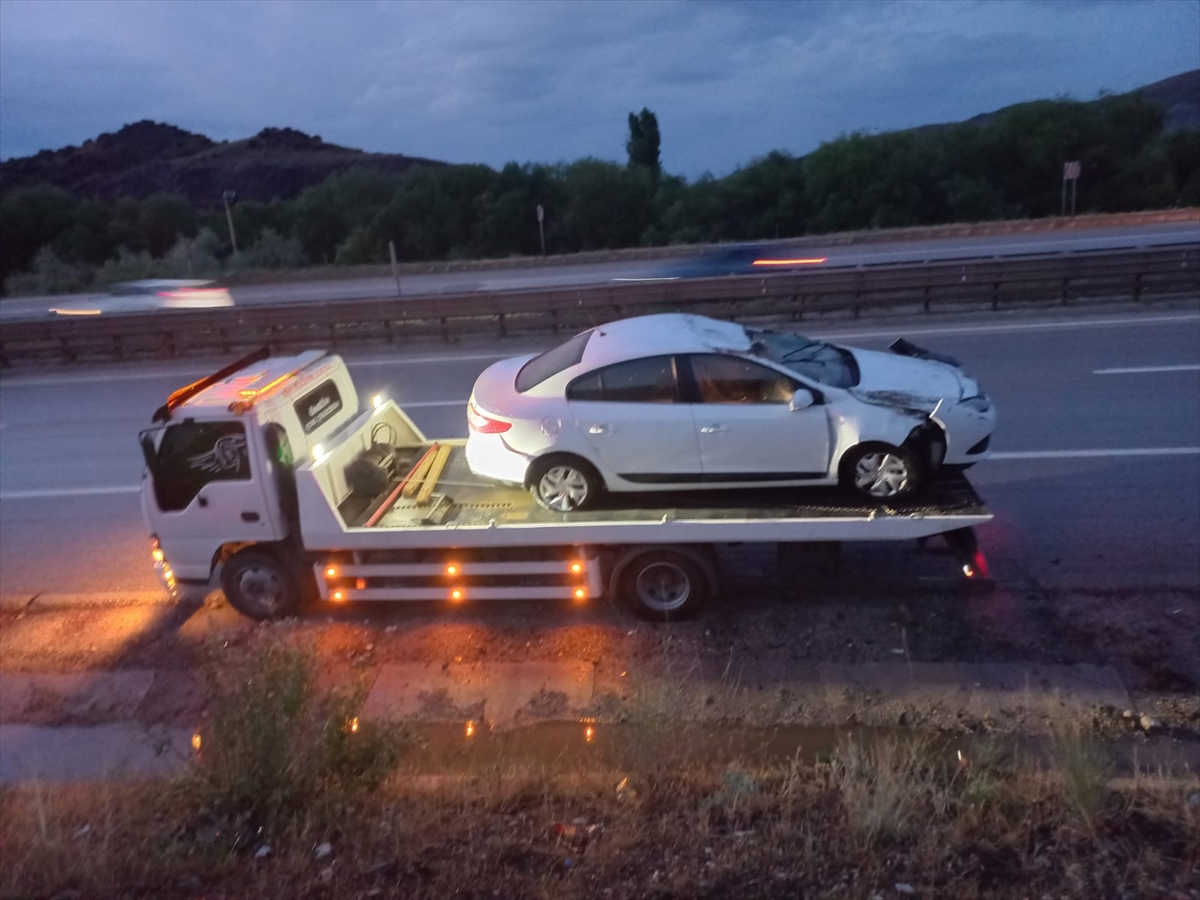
[
  {"x1": 1093, "y1": 364, "x2": 1200, "y2": 375},
  {"x1": 990, "y1": 448, "x2": 1200, "y2": 460},
  {"x1": 816, "y1": 313, "x2": 1200, "y2": 341},
  {"x1": 0, "y1": 350, "x2": 521, "y2": 388},
  {"x1": 0, "y1": 485, "x2": 141, "y2": 500}
]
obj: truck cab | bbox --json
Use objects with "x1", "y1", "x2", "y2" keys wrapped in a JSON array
[{"x1": 138, "y1": 347, "x2": 405, "y2": 600}]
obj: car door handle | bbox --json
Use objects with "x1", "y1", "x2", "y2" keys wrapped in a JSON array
[
  {"x1": 241, "y1": 511, "x2": 260, "y2": 523},
  {"x1": 700, "y1": 425, "x2": 730, "y2": 434},
  {"x1": 588, "y1": 424, "x2": 615, "y2": 435}
]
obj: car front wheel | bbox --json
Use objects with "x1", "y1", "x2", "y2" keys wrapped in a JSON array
[
  {"x1": 841, "y1": 443, "x2": 920, "y2": 501},
  {"x1": 528, "y1": 456, "x2": 603, "y2": 512}
]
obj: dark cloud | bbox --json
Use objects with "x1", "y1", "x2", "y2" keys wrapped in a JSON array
[{"x1": 0, "y1": 0, "x2": 1195, "y2": 178}]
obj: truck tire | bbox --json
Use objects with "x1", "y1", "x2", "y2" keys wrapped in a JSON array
[
  {"x1": 220, "y1": 548, "x2": 302, "y2": 620},
  {"x1": 615, "y1": 549, "x2": 709, "y2": 621},
  {"x1": 840, "y1": 442, "x2": 920, "y2": 501}
]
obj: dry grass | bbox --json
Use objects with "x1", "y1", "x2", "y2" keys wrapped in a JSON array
[{"x1": 2, "y1": 639, "x2": 1198, "y2": 900}]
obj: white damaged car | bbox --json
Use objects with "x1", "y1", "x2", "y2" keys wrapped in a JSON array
[{"x1": 465, "y1": 313, "x2": 995, "y2": 511}]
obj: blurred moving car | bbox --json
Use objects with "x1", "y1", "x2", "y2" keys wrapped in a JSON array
[
  {"x1": 466, "y1": 313, "x2": 995, "y2": 511},
  {"x1": 661, "y1": 243, "x2": 827, "y2": 278},
  {"x1": 48, "y1": 280, "x2": 234, "y2": 316}
]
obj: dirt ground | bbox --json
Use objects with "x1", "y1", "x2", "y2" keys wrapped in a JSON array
[{"x1": 2, "y1": 544, "x2": 1197, "y2": 742}]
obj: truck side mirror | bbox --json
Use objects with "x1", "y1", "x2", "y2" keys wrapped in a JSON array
[{"x1": 139, "y1": 432, "x2": 158, "y2": 475}]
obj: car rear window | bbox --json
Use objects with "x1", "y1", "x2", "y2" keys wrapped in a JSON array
[{"x1": 515, "y1": 329, "x2": 594, "y2": 392}]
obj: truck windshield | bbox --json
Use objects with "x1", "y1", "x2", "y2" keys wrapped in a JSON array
[
  {"x1": 515, "y1": 329, "x2": 594, "y2": 392},
  {"x1": 747, "y1": 329, "x2": 859, "y2": 388}
]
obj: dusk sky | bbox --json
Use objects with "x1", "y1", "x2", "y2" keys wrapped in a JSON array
[{"x1": 1, "y1": 0, "x2": 1197, "y2": 180}]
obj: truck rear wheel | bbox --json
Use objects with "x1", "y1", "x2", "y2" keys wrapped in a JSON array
[
  {"x1": 615, "y1": 549, "x2": 710, "y2": 621},
  {"x1": 220, "y1": 548, "x2": 301, "y2": 620}
]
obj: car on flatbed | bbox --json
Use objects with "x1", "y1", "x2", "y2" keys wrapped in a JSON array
[{"x1": 465, "y1": 313, "x2": 995, "y2": 512}]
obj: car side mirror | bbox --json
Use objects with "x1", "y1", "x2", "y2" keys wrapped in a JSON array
[{"x1": 788, "y1": 389, "x2": 816, "y2": 411}]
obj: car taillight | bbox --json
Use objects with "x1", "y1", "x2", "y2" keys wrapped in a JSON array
[{"x1": 467, "y1": 401, "x2": 511, "y2": 434}]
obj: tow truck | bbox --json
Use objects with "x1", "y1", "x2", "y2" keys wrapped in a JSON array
[{"x1": 138, "y1": 347, "x2": 993, "y2": 621}]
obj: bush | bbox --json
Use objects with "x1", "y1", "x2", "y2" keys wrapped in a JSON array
[
  {"x1": 177, "y1": 639, "x2": 406, "y2": 841},
  {"x1": 3, "y1": 246, "x2": 92, "y2": 296}
]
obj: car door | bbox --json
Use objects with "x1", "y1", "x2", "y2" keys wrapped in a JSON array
[
  {"x1": 565, "y1": 355, "x2": 703, "y2": 482},
  {"x1": 682, "y1": 354, "x2": 831, "y2": 480}
]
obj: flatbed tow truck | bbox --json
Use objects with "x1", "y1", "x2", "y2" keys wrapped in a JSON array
[{"x1": 139, "y1": 347, "x2": 992, "y2": 621}]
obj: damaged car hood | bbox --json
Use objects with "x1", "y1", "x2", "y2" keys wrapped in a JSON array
[{"x1": 846, "y1": 347, "x2": 965, "y2": 411}]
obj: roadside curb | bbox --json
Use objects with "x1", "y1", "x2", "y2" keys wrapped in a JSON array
[{"x1": 0, "y1": 591, "x2": 171, "y2": 611}]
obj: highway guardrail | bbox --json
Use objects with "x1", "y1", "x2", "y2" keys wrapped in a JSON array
[{"x1": 2, "y1": 244, "x2": 1197, "y2": 367}]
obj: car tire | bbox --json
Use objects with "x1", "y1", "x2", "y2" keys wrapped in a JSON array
[
  {"x1": 615, "y1": 549, "x2": 709, "y2": 621},
  {"x1": 220, "y1": 548, "x2": 302, "y2": 620},
  {"x1": 527, "y1": 455, "x2": 603, "y2": 512},
  {"x1": 840, "y1": 442, "x2": 920, "y2": 501}
]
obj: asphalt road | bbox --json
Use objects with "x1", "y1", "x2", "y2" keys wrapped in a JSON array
[
  {"x1": 1, "y1": 303, "x2": 1197, "y2": 602},
  {"x1": 1, "y1": 220, "x2": 1196, "y2": 320}
]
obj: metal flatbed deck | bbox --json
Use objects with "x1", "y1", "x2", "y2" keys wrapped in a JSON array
[{"x1": 355, "y1": 445, "x2": 988, "y2": 532}]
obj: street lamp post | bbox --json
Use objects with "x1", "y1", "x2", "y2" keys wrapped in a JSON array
[{"x1": 222, "y1": 190, "x2": 239, "y2": 254}]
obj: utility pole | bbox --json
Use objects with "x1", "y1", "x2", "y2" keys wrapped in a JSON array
[
  {"x1": 222, "y1": 190, "x2": 239, "y2": 254},
  {"x1": 536, "y1": 204, "x2": 546, "y2": 256},
  {"x1": 1061, "y1": 162, "x2": 1081, "y2": 217}
]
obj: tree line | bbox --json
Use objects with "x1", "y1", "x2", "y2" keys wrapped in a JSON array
[{"x1": 2, "y1": 93, "x2": 1197, "y2": 296}]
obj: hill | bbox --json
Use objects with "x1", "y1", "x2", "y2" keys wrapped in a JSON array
[{"x1": 0, "y1": 122, "x2": 448, "y2": 206}]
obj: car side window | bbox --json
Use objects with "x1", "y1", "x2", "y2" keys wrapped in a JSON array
[
  {"x1": 688, "y1": 354, "x2": 796, "y2": 404},
  {"x1": 566, "y1": 356, "x2": 678, "y2": 403}
]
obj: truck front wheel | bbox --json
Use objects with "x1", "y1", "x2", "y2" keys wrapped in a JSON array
[{"x1": 220, "y1": 549, "x2": 301, "y2": 620}]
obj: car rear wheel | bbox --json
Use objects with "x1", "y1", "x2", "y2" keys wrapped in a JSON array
[
  {"x1": 528, "y1": 456, "x2": 603, "y2": 512},
  {"x1": 841, "y1": 442, "x2": 920, "y2": 501}
]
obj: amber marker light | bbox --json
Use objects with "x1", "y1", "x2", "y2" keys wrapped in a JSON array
[
  {"x1": 573, "y1": 588, "x2": 587, "y2": 601},
  {"x1": 345, "y1": 717, "x2": 360, "y2": 734},
  {"x1": 152, "y1": 548, "x2": 165, "y2": 562},
  {"x1": 465, "y1": 720, "x2": 476, "y2": 738},
  {"x1": 751, "y1": 257, "x2": 827, "y2": 266},
  {"x1": 325, "y1": 566, "x2": 337, "y2": 578},
  {"x1": 585, "y1": 725, "x2": 595, "y2": 743},
  {"x1": 445, "y1": 564, "x2": 458, "y2": 576},
  {"x1": 191, "y1": 732, "x2": 202, "y2": 752},
  {"x1": 450, "y1": 589, "x2": 463, "y2": 601},
  {"x1": 332, "y1": 590, "x2": 345, "y2": 602},
  {"x1": 569, "y1": 561, "x2": 583, "y2": 574}
]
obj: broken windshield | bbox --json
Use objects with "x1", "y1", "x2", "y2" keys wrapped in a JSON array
[{"x1": 747, "y1": 329, "x2": 859, "y2": 388}]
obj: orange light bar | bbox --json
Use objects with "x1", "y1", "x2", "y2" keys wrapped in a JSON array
[
  {"x1": 237, "y1": 372, "x2": 291, "y2": 398},
  {"x1": 751, "y1": 257, "x2": 827, "y2": 266}
]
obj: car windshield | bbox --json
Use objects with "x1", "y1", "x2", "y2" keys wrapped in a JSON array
[
  {"x1": 515, "y1": 328, "x2": 594, "y2": 392},
  {"x1": 746, "y1": 328, "x2": 859, "y2": 388}
]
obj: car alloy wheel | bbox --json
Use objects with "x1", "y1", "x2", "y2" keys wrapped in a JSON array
[
  {"x1": 537, "y1": 464, "x2": 592, "y2": 511},
  {"x1": 853, "y1": 450, "x2": 912, "y2": 498}
]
